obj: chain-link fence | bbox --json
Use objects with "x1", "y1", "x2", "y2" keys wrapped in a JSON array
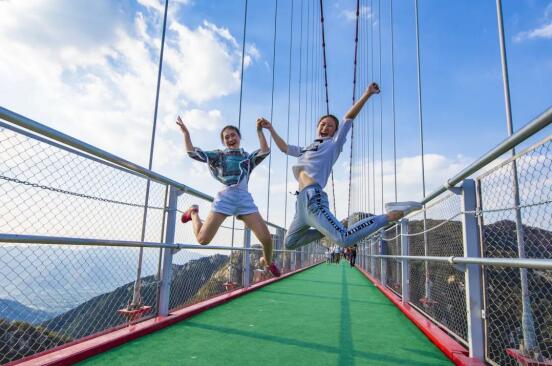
[
  {"x1": 383, "y1": 225, "x2": 402, "y2": 295},
  {"x1": 0, "y1": 117, "x2": 325, "y2": 365},
  {"x1": 357, "y1": 134, "x2": 552, "y2": 365},
  {"x1": 406, "y1": 193, "x2": 468, "y2": 344},
  {"x1": 478, "y1": 136, "x2": 552, "y2": 366}
]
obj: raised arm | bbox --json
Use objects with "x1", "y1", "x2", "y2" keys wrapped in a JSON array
[
  {"x1": 256, "y1": 118, "x2": 270, "y2": 154},
  {"x1": 259, "y1": 118, "x2": 288, "y2": 153},
  {"x1": 176, "y1": 116, "x2": 194, "y2": 153},
  {"x1": 344, "y1": 82, "x2": 380, "y2": 120}
]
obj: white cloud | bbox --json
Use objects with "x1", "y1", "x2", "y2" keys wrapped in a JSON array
[
  {"x1": 178, "y1": 109, "x2": 223, "y2": 131},
  {"x1": 347, "y1": 153, "x2": 474, "y2": 215},
  {"x1": 341, "y1": 5, "x2": 372, "y2": 22},
  {"x1": 165, "y1": 20, "x2": 260, "y2": 104},
  {"x1": 515, "y1": 21, "x2": 552, "y2": 42},
  {"x1": 515, "y1": 4, "x2": 552, "y2": 42},
  {"x1": 0, "y1": 0, "x2": 259, "y2": 166}
]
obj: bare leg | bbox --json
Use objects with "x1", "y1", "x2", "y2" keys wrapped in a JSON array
[
  {"x1": 239, "y1": 212, "x2": 273, "y2": 265},
  {"x1": 191, "y1": 210, "x2": 228, "y2": 245}
]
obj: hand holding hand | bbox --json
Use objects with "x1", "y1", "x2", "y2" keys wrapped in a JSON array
[
  {"x1": 176, "y1": 116, "x2": 189, "y2": 134},
  {"x1": 256, "y1": 117, "x2": 272, "y2": 131}
]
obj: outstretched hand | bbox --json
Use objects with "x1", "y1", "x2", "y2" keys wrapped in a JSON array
[
  {"x1": 256, "y1": 117, "x2": 272, "y2": 131},
  {"x1": 367, "y1": 82, "x2": 380, "y2": 95},
  {"x1": 176, "y1": 116, "x2": 189, "y2": 134}
]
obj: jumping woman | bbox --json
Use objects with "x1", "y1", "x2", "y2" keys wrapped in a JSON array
[
  {"x1": 260, "y1": 82, "x2": 422, "y2": 249},
  {"x1": 176, "y1": 116, "x2": 281, "y2": 277}
]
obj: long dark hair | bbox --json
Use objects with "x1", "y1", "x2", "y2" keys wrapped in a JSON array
[{"x1": 220, "y1": 125, "x2": 242, "y2": 143}]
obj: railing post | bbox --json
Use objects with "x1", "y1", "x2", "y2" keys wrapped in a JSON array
[
  {"x1": 401, "y1": 219, "x2": 410, "y2": 304},
  {"x1": 380, "y1": 233, "x2": 387, "y2": 286},
  {"x1": 370, "y1": 238, "x2": 376, "y2": 277},
  {"x1": 158, "y1": 185, "x2": 180, "y2": 317},
  {"x1": 461, "y1": 179, "x2": 485, "y2": 361},
  {"x1": 276, "y1": 227, "x2": 285, "y2": 270},
  {"x1": 243, "y1": 228, "x2": 251, "y2": 288}
]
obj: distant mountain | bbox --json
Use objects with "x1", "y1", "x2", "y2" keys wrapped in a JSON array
[
  {"x1": 1, "y1": 254, "x2": 230, "y2": 364},
  {"x1": 404, "y1": 218, "x2": 552, "y2": 365},
  {"x1": 41, "y1": 254, "x2": 229, "y2": 340},
  {"x1": 0, "y1": 319, "x2": 70, "y2": 365},
  {"x1": 0, "y1": 246, "x2": 206, "y2": 314},
  {"x1": 0, "y1": 299, "x2": 55, "y2": 324},
  {"x1": 2, "y1": 219, "x2": 550, "y2": 365}
]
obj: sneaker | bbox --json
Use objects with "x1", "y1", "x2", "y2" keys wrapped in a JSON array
[
  {"x1": 267, "y1": 262, "x2": 281, "y2": 277},
  {"x1": 181, "y1": 205, "x2": 199, "y2": 223},
  {"x1": 384, "y1": 201, "x2": 423, "y2": 216}
]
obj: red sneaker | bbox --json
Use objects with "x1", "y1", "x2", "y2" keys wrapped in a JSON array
[
  {"x1": 267, "y1": 262, "x2": 281, "y2": 277},
  {"x1": 181, "y1": 205, "x2": 198, "y2": 223}
]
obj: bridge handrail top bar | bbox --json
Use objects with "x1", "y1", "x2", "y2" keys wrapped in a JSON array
[
  {"x1": 421, "y1": 106, "x2": 552, "y2": 205},
  {"x1": 0, "y1": 106, "x2": 285, "y2": 231},
  {"x1": 0, "y1": 233, "x2": 300, "y2": 253},
  {"x1": 368, "y1": 254, "x2": 552, "y2": 270}
]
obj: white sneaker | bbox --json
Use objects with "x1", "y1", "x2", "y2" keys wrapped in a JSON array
[{"x1": 384, "y1": 201, "x2": 423, "y2": 215}]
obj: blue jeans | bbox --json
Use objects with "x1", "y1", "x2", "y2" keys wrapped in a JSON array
[{"x1": 284, "y1": 184, "x2": 389, "y2": 249}]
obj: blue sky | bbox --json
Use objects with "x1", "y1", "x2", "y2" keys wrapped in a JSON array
[{"x1": 1, "y1": 0, "x2": 551, "y2": 230}]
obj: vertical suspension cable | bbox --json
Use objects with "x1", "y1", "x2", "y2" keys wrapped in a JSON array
[
  {"x1": 414, "y1": 0, "x2": 426, "y2": 200},
  {"x1": 414, "y1": 0, "x2": 430, "y2": 301},
  {"x1": 237, "y1": 0, "x2": 249, "y2": 130},
  {"x1": 320, "y1": 0, "x2": 330, "y2": 115},
  {"x1": 496, "y1": 0, "x2": 536, "y2": 351},
  {"x1": 378, "y1": 0, "x2": 384, "y2": 212},
  {"x1": 132, "y1": 0, "x2": 169, "y2": 308},
  {"x1": 304, "y1": 0, "x2": 311, "y2": 146},
  {"x1": 390, "y1": 0, "x2": 400, "y2": 280},
  {"x1": 366, "y1": 1, "x2": 370, "y2": 213},
  {"x1": 359, "y1": 6, "x2": 364, "y2": 215},
  {"x1": 347, "y1": 0, "x2": 361, "y2": 219},
  {"x1": 232, "y1": 0, "x2": 249, "y2": 247},
  {"x1": 390, "y1": 0, "x2": 398, "y2": 202},
  {"x1": 284, "y1": 0, "x2": 295, "y2": 228},
  {"x1": 370, "y1": 0, "x2": 376, "y2": 213},
  {"x1": 309, "y1": 0, "x2": 317, "y2": 145},
  {"x1": 297, "y1": 0, "x2": 304, "y2": 146},
  {"x1": 361, "y1": 0, "x2": 368, "y2": 214},
  {"x1": 266, "y1": 0, "x2": 279, "y2": 221}
]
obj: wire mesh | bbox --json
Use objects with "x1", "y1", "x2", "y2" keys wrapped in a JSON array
[
  {"x1": 384, "y1": 224, "x2": 402, "y2": 296},
  {"x1": 0, "y1": 124, "x2": 167, "y2": 242},
  {"x1": 406, "y1": 193, "x2": 468, "y2": 344},
  {"x1": 0, "y1": 244, "x2": 160, "y2": 365},
  {"x1": 168, "y1": 248, "x2": 241, "y2": 311},
  {"x1": 478, "y1": 137, "x2": 552, "y2": 365},
  {"x1": 0, "y1": 123, "x2": 170, "y2": 363}
]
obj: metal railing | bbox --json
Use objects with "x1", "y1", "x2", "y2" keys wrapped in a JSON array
[
  {"x1": 0, "y1": 107, "x2": 326, "y2": 365},
  {"x1": 355, "y1": 108, "x2": 552, "y2": 365}
]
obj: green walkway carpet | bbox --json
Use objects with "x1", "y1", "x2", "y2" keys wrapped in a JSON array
[{"x1": 79, "y1": 263, "x2": 452, "y2": 365}]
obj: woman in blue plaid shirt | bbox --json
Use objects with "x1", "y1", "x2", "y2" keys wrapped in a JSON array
[{"x1": 176, "y1": 116, "x2": 280, "y2": 277}]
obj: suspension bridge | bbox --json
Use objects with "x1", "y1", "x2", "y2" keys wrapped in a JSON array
[{"x1": 1, "y1": 0, "x2": 551, "y2": 365}]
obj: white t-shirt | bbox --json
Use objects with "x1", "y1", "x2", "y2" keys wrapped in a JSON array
[{"x1": 286, "y1": 119, "x2": 353, "y2": 189}]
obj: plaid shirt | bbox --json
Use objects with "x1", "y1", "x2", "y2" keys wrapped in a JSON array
[{"x1": 188, "y1": 147, "x2": 269, "y2": 186}]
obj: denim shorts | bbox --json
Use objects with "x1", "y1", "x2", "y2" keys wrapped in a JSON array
[{"x1": 212, "y1": 186, "x2": 258, "y2": 217}]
